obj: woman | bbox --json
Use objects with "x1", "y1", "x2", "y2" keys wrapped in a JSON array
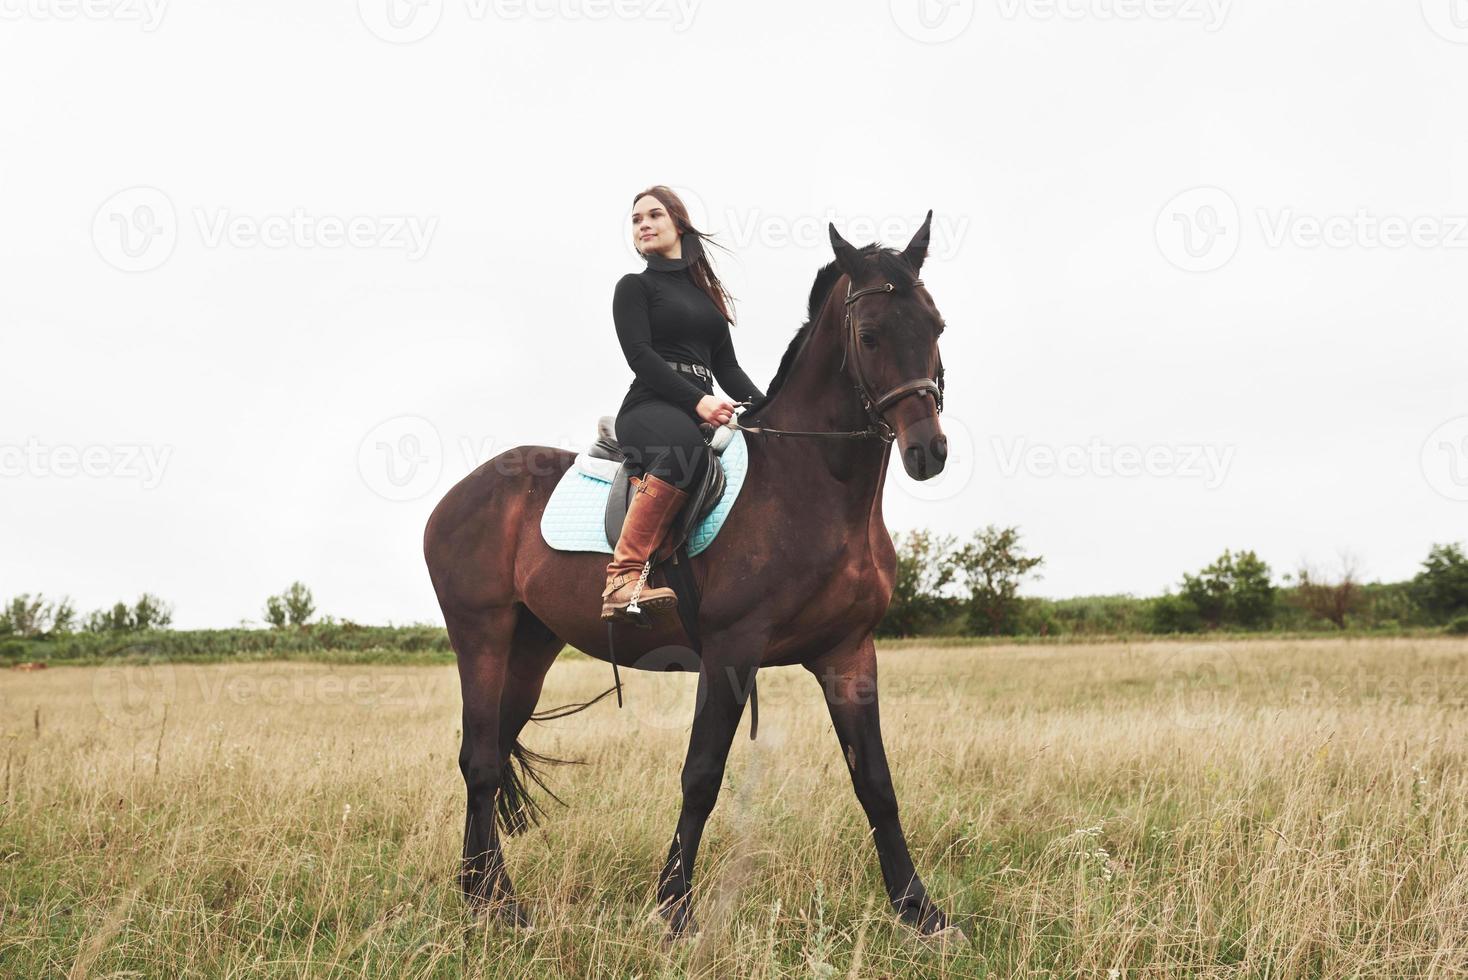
[{"x1": 600, "y1": 186, "x2": 765, "y2": 623}]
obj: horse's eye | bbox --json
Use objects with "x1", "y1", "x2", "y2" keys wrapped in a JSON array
[{"x1": 859, "y1": 333, "x2": 878, "y2": 348}]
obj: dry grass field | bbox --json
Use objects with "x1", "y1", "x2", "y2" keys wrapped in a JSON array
[{"x1": 2, "y1": 637, "x2": 1466, "y2": 978}]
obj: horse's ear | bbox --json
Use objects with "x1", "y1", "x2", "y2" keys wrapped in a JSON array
[
  {"x1": 901, "y1": 209, "x2": 933, "y2": 274},
  {"x1": 828, "y1": 222, "x2": 862, "y2": 278}
]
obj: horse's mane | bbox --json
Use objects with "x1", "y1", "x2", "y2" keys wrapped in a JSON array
[{"x1": 742, "y1": 244, "x2": 920, "y2": 420}]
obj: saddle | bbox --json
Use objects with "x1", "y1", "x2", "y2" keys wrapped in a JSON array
[{"x1": 589, "y1": 415, "x2": 734, "y2": 561}]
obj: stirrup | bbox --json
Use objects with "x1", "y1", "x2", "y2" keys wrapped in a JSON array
[{"x1": 625, "y1": 559, "x2": 653, "y2": 615}]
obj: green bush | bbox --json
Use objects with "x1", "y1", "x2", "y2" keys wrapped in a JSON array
[
  {"x1": 1447, "y1": 616, "x2": 1468, "y2": 636},
  {"x1": 85, "y1": 594, "x2": 174, "y2": 633},
  {"x1": 0, "y1": 638, "x2": 31, "y2": 661},
  {"x1": 14, "y1": 625, "x2": 455, "y2": 664},
  {"x1": 879, "y1": 530, "x2": 960, "y2": 638},
  {"x1": 1412, "y1": 543, "x2": 1468, "y2": 624},
  {"x1": 953, "y1": 525, "x2": 1045, "y2": 636},
  {"x1": 265, "y1": 582, "x2": 316, "y2": 628},
  {"x1": 1149, "y1": 593, "x2": 1202, "y2": 633},
  {"x1": 1178, "y1": 549, "x2": 1276, "y2": 630}
]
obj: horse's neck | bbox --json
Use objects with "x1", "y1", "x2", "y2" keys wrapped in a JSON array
[{"x1": 747, "y1": 295, "x2": 891, "y2": 527}]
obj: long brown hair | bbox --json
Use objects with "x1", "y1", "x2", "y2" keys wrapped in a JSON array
[{"x1": 631, "y1": 185, "x2": 738, "y2": 325}]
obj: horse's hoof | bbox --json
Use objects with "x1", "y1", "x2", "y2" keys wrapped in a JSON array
[
  {"x1": 652, "y1": 900, "x2": 699, "y2": 940},
  {"x1": 898, "y1": 902, "x2": 962, "y2": 941},
  {"x1": 918, "y1": 923, "x2": 969, "y2": 948},
  {"x1": 468, "y1": 899, "x2": 533, "y2": 932}
]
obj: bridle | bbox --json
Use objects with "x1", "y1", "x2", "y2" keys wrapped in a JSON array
[{"x1": 736, "y1": 276, "x2": 945, "y2": 443}]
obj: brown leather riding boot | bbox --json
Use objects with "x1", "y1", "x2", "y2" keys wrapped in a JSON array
[{"x1": 600, "y1": 473, "x2": 688, "y2": 623}]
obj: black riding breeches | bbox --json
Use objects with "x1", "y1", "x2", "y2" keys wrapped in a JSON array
[{"x1": 615, "y1": 398, "x2": 710, "y2": 492}]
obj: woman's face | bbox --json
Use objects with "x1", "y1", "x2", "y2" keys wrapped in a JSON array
[{"x1": 631, "y1": 195, "x2": 680, "y2": 258}]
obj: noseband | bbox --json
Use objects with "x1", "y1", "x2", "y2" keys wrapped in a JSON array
[{"x1": 738, "y1": 276, "x2": 945, "y2": 443}]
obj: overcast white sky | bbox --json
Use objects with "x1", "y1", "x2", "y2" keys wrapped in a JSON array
[{"x1": 2, "y1": 1, "x2": 1466, "y2": 629}]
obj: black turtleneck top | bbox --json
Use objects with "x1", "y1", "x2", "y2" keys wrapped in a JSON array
[{"x1": 613, "y1": 235, "x2": 765, "y2": 418}]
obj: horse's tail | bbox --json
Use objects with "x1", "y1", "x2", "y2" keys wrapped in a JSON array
[{"x1": 496, "y1": 685, "x2": 619, "y2": 836}]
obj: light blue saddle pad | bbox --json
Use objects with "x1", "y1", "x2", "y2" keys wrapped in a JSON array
[{"x1": 539, "y1": 428, "x2": 749, "y2": 557}]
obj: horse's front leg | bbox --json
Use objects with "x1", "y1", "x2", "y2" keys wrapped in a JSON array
[
  {"x1": 805, "y1": 634, "x2": 952, "y2": 935},
  {"x1": 654, "y1": 638, "x2": 761, "y2": 938}
]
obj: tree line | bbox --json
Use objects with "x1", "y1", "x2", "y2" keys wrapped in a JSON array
[
  {"x1": 0, "y1": 582, "x2": 318, "y2": 644},
  {"x1": 879, "y1": 530, "x2": 1468, "y2": 638},
  {"x1": 6, "y1": 542, "x2": 1468, "y2": 657}
]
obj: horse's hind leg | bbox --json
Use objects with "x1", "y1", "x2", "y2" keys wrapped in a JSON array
[
  {"x1": 449, "y1": 604, "x2": 531, "y2": 926},
  {"x1": 494, "y1": 606, "x2": 567, "y2": 836}
]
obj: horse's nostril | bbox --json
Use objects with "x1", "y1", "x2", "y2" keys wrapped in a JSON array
[{"x1": 932, "y1": 435, "x2": 948, "y2": 463}]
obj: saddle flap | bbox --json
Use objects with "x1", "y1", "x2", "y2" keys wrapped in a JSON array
[
  {"x1": 540, "y1": 428, "x2": 748, "y2": 559},
  {"x1": 603, "y1": 460, "x2": 637, "y2": 550},
  {"x1": 661, "y1": 454, "x2": 725, "y2": 561},
  {"x1": 602, "y1": 445, "x2": 728, "y2": 557}
]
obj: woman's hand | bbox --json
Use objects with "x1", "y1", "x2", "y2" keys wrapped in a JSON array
[{"x1": 695, "y1": 394, "x2": 738, "y2": 426}]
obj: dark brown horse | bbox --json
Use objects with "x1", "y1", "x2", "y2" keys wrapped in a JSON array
[{"x1": 423, "y1": 211, "x2": 954, "y2": 939}]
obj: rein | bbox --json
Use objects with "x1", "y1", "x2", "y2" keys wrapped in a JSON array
[{"x1": 733, "y1": 277, "x2": 944, "y2": 444}]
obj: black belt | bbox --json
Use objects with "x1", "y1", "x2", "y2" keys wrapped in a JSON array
[{"x1": 666, "y1": 359, "x2": 711, "y2": 381}]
